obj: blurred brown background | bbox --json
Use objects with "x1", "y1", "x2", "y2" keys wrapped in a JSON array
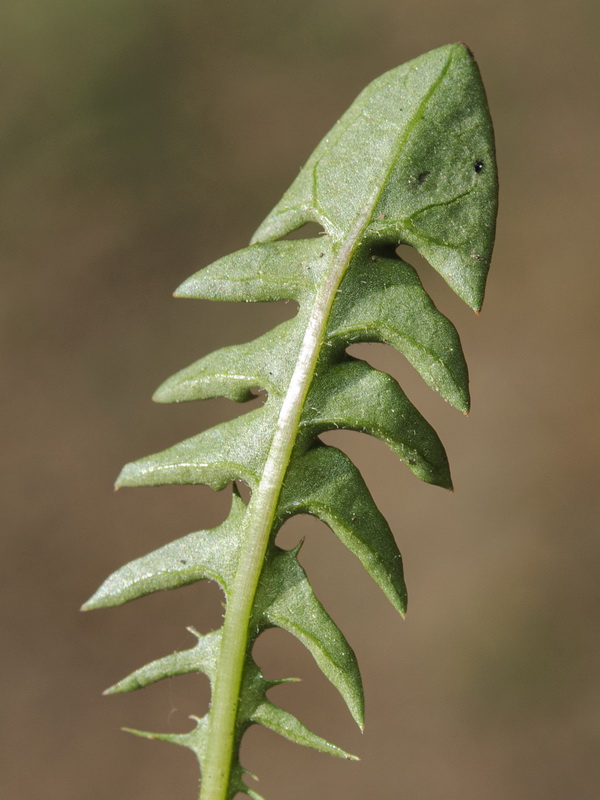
[{"x1": 2, "y1": 1, "x2": 599, "y2": 798}]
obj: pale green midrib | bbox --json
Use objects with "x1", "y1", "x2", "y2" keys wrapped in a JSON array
[
  {"x1": 198, "y1": 55, "x2": 453, "y2": 800},
  {"x1": 198, "y1": 213, "x2": 370, "y2": 800}
]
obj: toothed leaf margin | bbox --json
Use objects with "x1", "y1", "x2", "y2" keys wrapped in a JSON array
[{"x1": 85, "y1": 43, "x2": 497, "y2": 800}]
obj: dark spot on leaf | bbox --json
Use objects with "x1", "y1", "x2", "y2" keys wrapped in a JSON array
[
  {"x1": 417, "y1": 171, "x2": 429, "y2": 184},
  {"x1": 474, "y1": 160, "x2": 484, "y2": 173}
]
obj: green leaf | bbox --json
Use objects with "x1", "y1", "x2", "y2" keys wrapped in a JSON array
[
  {"x1": 153, "y1": 319, "x2": 302, "y2": 403},
  {"x1": 254, "y1": 545, "x2": 364, "y2": 729},
  {"x1": 301, "y1": 358, "x2": 452, "y2": 486},
  {"x1": 83, "y1": 490, "x2": 246, "y2": 609},
  {"x1": 124, "y1": 714, "x2": 208, "y2": 769},
  {"x1": 104, "y1": 628, "x2": 222, "y2": 694},
  {"x1": 254, "y1": 44, "x2": 496, "y2": 311},
  {"x1": 86, "y1": 43, "x2": 497, "y2": 800},
  {"x1": 115, "y1": 409, "x2": 272, "y2": 490},
  {"x1": 326, "y1": 252, "x2": 470, "y2": 412},
  {"x1": 278, "y1": 445, "x2": 407, "y2": 615},
  {"x1": 175, "y1": 239, "x2": 328, "y2": 304},
  {"x1": 252, "y1": 702, "x2": 358, "y2": 760}
]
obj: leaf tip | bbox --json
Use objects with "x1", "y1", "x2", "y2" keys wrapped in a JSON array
[
  {"x1": 80, "y1": 591, "x2": 103, "y2": 612},
  {"x1": 122, "y1": 726, "x2": 149, "y2": 739},
  {"x1": 81, "y1": 587, "x2": 109, "y2": 611},
  {"x1": 114, "y1": 463, "x2": 135, "y2": 490},
  {"x1": 267, "y1": 676, "x2": 302, "y2": 688},
  {"x1": 458, "y1": 393, "x2": 471, "y2": 417},
  {"x1": 291, "y1": 537, "x2": 305, "y2": 556},
  {"x1": 152, "y1": 383, "x2": 172, "y2": 404},
  {"x1": 114, "y1": 462, "x2": 137, "y2": 489},
  {"x1": 173, "y1": 276, "x2": 199, "y2": 299},
  {"x1": 351, "y1": 702, "x2": 366, "y2": 733}
]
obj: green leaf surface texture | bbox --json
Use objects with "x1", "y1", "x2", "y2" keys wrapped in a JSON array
[{"x1": 85, "y1": 44, "x2": 497, "y2": 800}]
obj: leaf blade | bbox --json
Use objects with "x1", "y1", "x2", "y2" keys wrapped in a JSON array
[
  {"x1": 255, "y1": 547, "x2": 365, "y2": 730},
  {"x1": 87, "y1": 45, "x2": 497, "y2": 798},
  {"x1": 252, "y1": 702, "x2": 358, "y2": 760}
]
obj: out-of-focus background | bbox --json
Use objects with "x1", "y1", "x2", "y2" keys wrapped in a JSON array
[{"x1": 2, "y1": 1, "x2": 599, "y2": 798}]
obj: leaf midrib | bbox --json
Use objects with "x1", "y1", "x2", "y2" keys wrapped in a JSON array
[{"x1": 199, "y1": 50, "x2": 454, "y2": 800}]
